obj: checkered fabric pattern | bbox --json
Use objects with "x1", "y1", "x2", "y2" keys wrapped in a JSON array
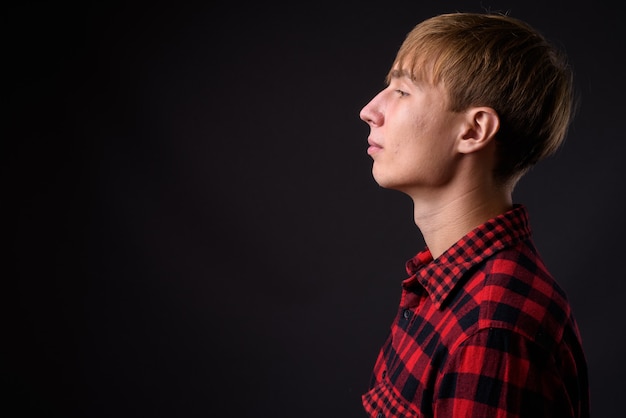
[{"x1": 362, "y1": 205, "x2": 590, "y2": 417}]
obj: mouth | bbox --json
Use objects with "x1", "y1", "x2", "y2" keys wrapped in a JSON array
[{"x1": 367, "y1": 138, "x2": 382, "y2": 155}]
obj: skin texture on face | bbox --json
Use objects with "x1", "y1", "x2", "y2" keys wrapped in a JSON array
[{"x1": 360, "y1": 71, "x2": 467, "y2": 198}]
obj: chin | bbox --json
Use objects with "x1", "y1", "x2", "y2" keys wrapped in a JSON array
[
  {"x1": 372, "y1": 176, "x2": 400, "y2": 191},
  {"x1": 372, "y1": 169, "x2": 403, "y2": 190}
]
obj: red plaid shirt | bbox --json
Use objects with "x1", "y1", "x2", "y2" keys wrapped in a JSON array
[{"x1": 362, "y1": 205, "x2": 589, "y2": 417}]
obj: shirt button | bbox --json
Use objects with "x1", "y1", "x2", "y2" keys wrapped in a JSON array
[
  {"x1": 377, "y1": 413, "x2": 384, "y2": 418},
  {"x1": 403, "y1": 309, "x2": 411, "y2": 319}
]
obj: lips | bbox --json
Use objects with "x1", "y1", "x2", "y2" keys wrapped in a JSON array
[
  {"x1": 368, "y1": 138, "x2": 382, "y2": 148},
  {"x1": 367, "y1": 138, "x2": 383, "y2": 155}
]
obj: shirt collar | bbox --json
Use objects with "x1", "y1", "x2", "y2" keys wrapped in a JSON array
[{"x1": 402, "y1": 204, "x2": 532, "y2": 309}]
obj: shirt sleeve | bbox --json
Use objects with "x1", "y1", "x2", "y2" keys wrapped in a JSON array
[{"x1": 433, "y1": 327, "x2": 576, "y2": 417}]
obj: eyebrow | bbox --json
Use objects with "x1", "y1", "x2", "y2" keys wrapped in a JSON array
[
  {"x1": 389, "y1": 68, "x2": 412, "y2": 79},
  {"x1": 386, "y1": 68, "x2": 414, "y2": 85}
]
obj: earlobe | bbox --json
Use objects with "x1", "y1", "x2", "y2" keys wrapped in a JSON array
[{"x1": 458, "y1": 107, "x2": 500, "y2": 154}]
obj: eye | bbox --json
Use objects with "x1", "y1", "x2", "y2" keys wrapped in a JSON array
[{"x1": 395, "y1": 89, "x2": 409, "y2": 97}]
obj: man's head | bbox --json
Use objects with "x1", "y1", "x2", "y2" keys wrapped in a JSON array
[{"x1": 390, "y1": 12, "x2": 575, "y2": 186}]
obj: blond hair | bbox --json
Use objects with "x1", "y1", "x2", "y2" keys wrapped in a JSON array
[{"x1": 390, "y1": 13, "x2": 576, "y2": 183}]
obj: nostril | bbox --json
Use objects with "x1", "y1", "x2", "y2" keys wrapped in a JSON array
[
  {"x1": 359, "y1": 108, "x2": 369, "y2": 122},
  {"x1": 360, "y1": 107, "x2": 379, "y2": 125}
]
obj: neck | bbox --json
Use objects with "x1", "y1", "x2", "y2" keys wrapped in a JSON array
[{"x1": 410, "y1": 183, "x2": 513, "y2": 259}]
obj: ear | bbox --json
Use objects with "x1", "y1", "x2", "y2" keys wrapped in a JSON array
[{"x1": 457, "y1": 107, "x2": 500, "y2": 154}]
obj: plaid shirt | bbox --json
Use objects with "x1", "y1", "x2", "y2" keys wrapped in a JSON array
[{"x1": 362, "y1": 205, "x2": 589, "y2": 417}]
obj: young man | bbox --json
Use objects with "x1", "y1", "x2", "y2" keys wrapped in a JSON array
[{"x1": 359, "y1": 12, "x2": 590, "y2": 417}]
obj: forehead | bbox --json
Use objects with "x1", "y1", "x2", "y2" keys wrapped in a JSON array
[
  {"x1": 385, "y1": 65, "x2": 437, "y2": 90},
  {"x1": 386, "y1": 50, "x2": 439, "y2": 86},
  {"x1": 388, "y1": 68, "x2": 411, "y2": 79}
]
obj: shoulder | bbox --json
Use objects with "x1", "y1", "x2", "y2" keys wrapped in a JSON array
[{"x1": 467, "y1": 240, "x2": 573, "y2": 350}]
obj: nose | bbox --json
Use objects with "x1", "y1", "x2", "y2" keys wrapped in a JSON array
[{"x1": 359, "y1": 93, "x2": 383, "y2": 127}]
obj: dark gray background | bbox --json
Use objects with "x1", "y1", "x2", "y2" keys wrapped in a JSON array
[{"x1": 7, "y1": 1, "x2": 625, "y2": 417}]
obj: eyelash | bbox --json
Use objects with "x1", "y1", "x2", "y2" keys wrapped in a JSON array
[{"x1": 395, "y1": 89, "x2": 409, "y2": 97}]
